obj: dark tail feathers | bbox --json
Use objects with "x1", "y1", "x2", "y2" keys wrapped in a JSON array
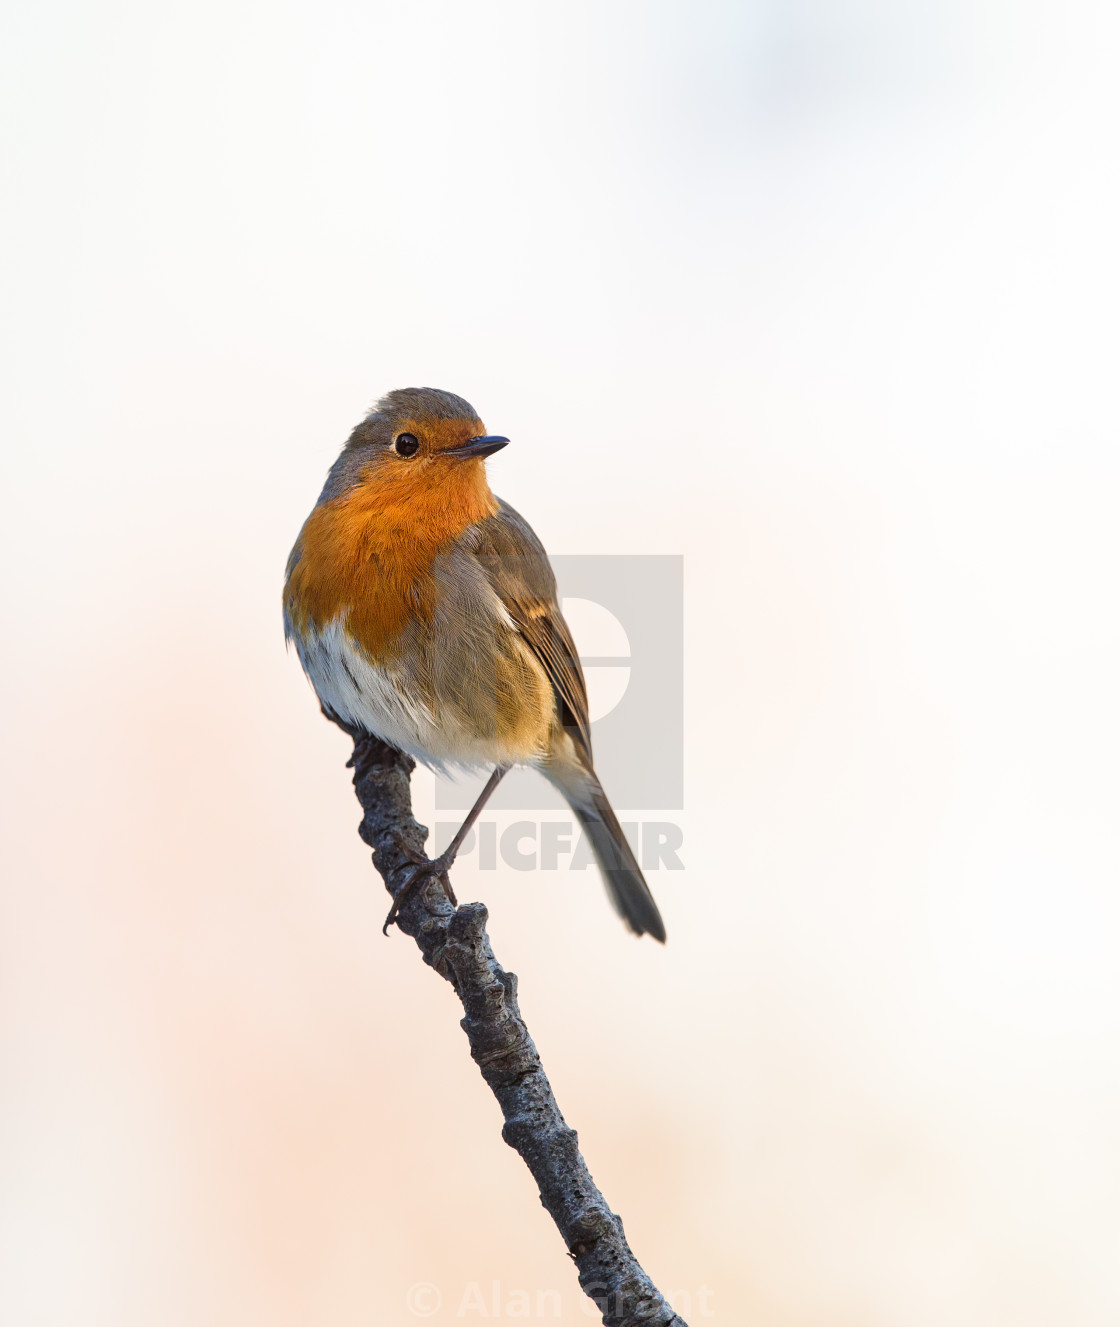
[{"x1": 566, "y1": 776, "x2": 667, "y2": 943}]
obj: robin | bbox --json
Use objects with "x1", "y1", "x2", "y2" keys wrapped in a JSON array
[{"x1": 283, "y1": 387, "x2": 666, "y2": 942}]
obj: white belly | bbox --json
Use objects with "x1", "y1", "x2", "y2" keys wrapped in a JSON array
[
  {"x1": 291, "y1": 615, "x2": 443, "y2": 760},
  {"x1": 290, "y1": 612, "x2": 544, "y2": 772}
]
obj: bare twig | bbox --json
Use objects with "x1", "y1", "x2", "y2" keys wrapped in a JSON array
[{"x1": 342, "y1": 728, "x2": 687, "y2": 1327}]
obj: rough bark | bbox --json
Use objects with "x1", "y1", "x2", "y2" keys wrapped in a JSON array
[{"x1": 343, "y1": 730, "x2": 687, "y2": 1327}]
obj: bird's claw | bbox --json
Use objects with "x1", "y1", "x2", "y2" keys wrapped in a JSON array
[{"x1": 382, "y1": 842, "x2": 459, "y2": 935}]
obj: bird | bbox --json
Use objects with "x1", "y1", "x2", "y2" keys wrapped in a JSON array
[{"x1": 283, "y1": 387, "x2": 666, "y2": 942}]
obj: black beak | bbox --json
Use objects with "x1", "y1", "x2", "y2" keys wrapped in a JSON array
[{"x1": 449, "y1": 434, "x2": 509, "y2": 459}]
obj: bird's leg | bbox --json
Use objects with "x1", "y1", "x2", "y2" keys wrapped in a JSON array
[{"x1": 383, "y1": 766, "x2": 509, "y2": 934}]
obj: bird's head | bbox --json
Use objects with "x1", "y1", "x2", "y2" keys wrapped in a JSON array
[{"x1": 338, "y1": 387, "x2": 508, "y2": 500}]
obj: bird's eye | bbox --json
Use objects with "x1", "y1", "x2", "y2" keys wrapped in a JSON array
[{"x1": 394, "y1": 432, "x2": 420, "y2": 457}]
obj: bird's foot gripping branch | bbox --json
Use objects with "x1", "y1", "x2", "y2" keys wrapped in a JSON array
[{"x1": 343, "y1": 729, "x2": 687, "y2": 1327}]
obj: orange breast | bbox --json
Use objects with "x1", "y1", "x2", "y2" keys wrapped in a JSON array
[{"x1": 285, "y1": 460, "x2": 498, "y2": 662}]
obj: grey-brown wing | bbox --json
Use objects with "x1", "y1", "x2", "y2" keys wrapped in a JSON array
[{"x1": 470, "y1": 499, "x2": 593, "y2": 763}]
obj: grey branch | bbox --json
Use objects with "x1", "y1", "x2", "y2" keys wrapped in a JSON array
[{"x1": 342, "y1": 729, "x2": 687, "y2": 1327}]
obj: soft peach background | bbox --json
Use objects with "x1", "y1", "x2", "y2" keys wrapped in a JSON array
[{"x1": 3, "y1": 2, "x2": 1119, "y2": 1324}]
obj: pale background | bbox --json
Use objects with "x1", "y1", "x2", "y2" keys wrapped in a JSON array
[{"x1": 2, "y1": 2, "x2": 1119, "y2": 1324}]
